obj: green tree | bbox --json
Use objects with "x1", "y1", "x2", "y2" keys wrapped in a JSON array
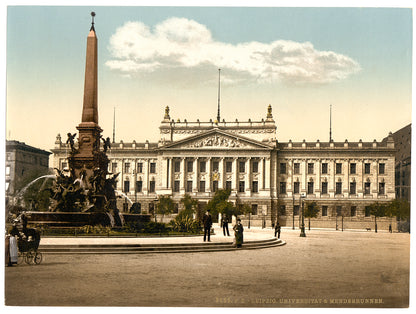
[
  {"x1": 387, "y1": 199, "x2": 410, "y2": 232},
  {"x1": 206, "y1": 189, "x2": 238, "y2": 220},
  {"x1": 156, "y1": 195, "x2": 175, "y2": 221},
  {"x1": 304, "y1": 201, "x2": 319, "y2": 230},
  {"x1": 368, "y1": 202, "x2": 387, "y2": 233},
  {"x1": 180, "y1": 194, "x2": 199, "y2": 218}
]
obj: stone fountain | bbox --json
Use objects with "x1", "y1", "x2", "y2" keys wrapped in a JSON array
[{"x1": 21, "y1": 13, "x2": 150, "y2": 228}]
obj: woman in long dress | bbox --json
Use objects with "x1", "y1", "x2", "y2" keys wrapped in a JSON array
[
  {"x1": 233, "y1": 218, "x2": 244, "y2": 248},
  {"x1": 9, "y1": 224, "x2": 19, "y2": 265}
]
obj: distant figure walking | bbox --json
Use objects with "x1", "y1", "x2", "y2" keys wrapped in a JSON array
[
  {"x1": 389, "y1": 224, "x2": 392, "y2": 233},
  {"x1": 274, "y1": 221, "x2": 281, "y2": 239},
  {"x1": 233, "y1": 218, "x2": 244, "y2": 248},
  {"x1": 202, "y1": 210, "x2": 213, "y2": 242},
  {"x1": 221, "y1": 214, "x2": 230, "y2": 236}
]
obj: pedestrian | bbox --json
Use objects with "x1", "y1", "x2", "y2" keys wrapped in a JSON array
[
  {"x1": 221, "y1": 214, "x2": 230, "y2": 236},
  {"x1": 233, "y1": 218, "x2": 244, "y2": 248},
  {"x1": 202, "y1": 209, "x2": 212, "y2": 242},
  {"x1": 389, "y1": 224, "x2": 392, "y2": 233},
  {"x1": 274, "y1": 221, "x2": 281, "y2": 239}
]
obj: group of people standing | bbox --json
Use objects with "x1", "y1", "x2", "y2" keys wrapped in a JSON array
[
  {"x1": 202, "y1": 211, "x2": 283, "y2": 249},
  {"x1": 202, "y1": 211, "x2": 243, "y2": 248}
]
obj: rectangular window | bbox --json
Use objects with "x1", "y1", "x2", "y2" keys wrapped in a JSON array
[
  {"x1": 212, "y1": 161, "x2": 219, "y2": 172},
  {"x1": 280, "y1": 163, "x2": 286, "y2": 174},
  {"x1": 336, "y1": 163, "x2": 342, "y2": 174},
  {"x1": 379, "y1": 163, "x2": 385, "y2": 174},
  {"x1": 187, "y1": 161, "x2": 193, "y2": 172},
  {"x1": 5, "y1": 166, "x2": 10, "y2": 175},
  {"x1": 173, "y1": 181, "x2": 180, "y2": 192},
  {"x1": 124, "y1": 162, "x2": 130, "y2": 173},
  {"x1": 365, "y1": 206, "x2": 371, "y2": 217},
  {"x1": 199, "y1": 161, "x2": 206, "y2": 173},
  {"x1": 322, "y1": 206, "x2": 328, "y2": 216},
  {"x1": 308, "y1": 163, "x2": 314, "y2": 174},
  {"x1": 294, "y1": 163, "x2": 300, "y2": 174},
  {"x1": 336, "y1": 206, "x2": 342, "y2": 216},
  {"x1": 212, "y1": 181, "x2": 218, "y2": 192},
  {"x1": 239, "y1": 181, "x2": 245, "y2": 193},
  {"x1": 279, "y1": 182, "x2": 286, "y2": 194},
  {"x1": 350, "y1": 163, "x2": 356, "y2": 174},
  {"x1": 112, "y1": 162, "x2": 117, "y2": 173},
  {"x1": 364, "y1": 182, "x2": 371, "y2": 195},
  {"x1": 174, "y1": 161, "x2": 180, "y2": 173},
  {"x1": 225, "y1": 181, "x2": 232, "y2": 191},
  {"x1": 279, "y1": 205, "x2": 286, "y2": 216},
  {"x1": 226, "y1": 161, "x2": 233, "y2": 173},
  {"x1": 150, "y1": 162, "x2": 156, "y2": 174},
  {"x1": 379, "y1": 182, "x2": 385, "y2": 195},
  {"x1": 239, "y1": 161, "x2": 245, "y2": 173},
  {"x1": 336, "y1": 182, "x2": 342, "y2": 195},
  {"x1": 123, "y1": 181, "x2": 130, "y2": 193},
  {"x1": 186, "y1": 181, "x2": 193, "y2": 192},
  {"x1": 61, "y1": 162, "x2": 68, "y2": 169},
  {"x1": 137, "y1": 162, "x2": 143, "y2": 173},
  {"x1": 252, "y1": 204, "x2": 258, "y2": 215},
  {"x1": 365, "y1": 163, "x2": 371, "y2": 174},
  {"x1": 252, "y1": 181, "x2": 258, "y2": 193},
  {"x1": 252, "y1": 161, "x2": 259, "y2": 173},
  {"x1": 149, "y1": 181, "x2": 155, "y2": 193},
  {"x1": 294, "y1": 205, "x2": 300, "y2": 216},
  {"x1": 351, "y1": 206, "x2": 357, "y2": 217},
  {"x1": 199, "y1": 181, "x2": 205, "y2": 192},
  {"x1": 136, "y1": 181, "x2": 142, "y2": 193},
  {"x1": 293, "y1": 182, "x2": 300, "y2": 194},
  {"x1": 321, "y1": 182, "x2": 328, "y2": 194},
  {"x1": 307, "y1": 182, "x2": 314, "y2": 194},
  {"x1": 321, "y1": 163, "x2": 328, "y2": 174},
  {"x1": 173, "y1": 203, "x2": 179, "y2": 214},
  {"x1": 350, "y1": 182, "x2": 356, "y2": 195}
]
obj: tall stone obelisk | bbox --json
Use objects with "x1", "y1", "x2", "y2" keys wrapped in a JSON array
[{"x1": 69, "y1": 12, "x2": 109, "y2": 188}]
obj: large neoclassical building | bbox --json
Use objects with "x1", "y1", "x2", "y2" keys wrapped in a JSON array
[{"x1": 52, "y1": 104, "x2": 396, "y2": 230}]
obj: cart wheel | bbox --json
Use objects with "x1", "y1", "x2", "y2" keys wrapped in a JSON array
[
  {"x1": 17, "y1": 252, "x2": 24, "y2": 265},
  {"x1": 25, "y1": 249, "x2": 35, "y2": 264},
  {"x1": 33, "y1": 251, "x2": 43, "y2": 265}
]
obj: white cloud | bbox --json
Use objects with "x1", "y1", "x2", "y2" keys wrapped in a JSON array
[{"x1": 106, "y1": 17, "x2": 361, "y2": 84}]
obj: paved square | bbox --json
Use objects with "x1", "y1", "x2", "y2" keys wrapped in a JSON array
[{"x1": 4, "y1": 228, "x2": 410, "y2": 307}]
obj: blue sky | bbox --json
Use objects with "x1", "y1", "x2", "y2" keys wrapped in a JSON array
[{"x1": 5, "y1": 5, "x2": 413, "y2": 151}]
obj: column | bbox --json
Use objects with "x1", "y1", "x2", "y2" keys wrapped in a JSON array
[
  {"x1": 265, "y1": 157, "x2": 271, "y2": 190},
  {"x1": 246, "y1": 157, "x2": 251, "y2": 194},
  {"x1": 259, "y1": 157, "x2": 265, "y2": 190},
  {"x1": 232, "y1": 157, "x2": 238, "y2": 191},
  {"x1": 143, "y1": 159, "x2": 149, "y2": 194},
  {"x1": 218, "y1": 157, "x2": 224, "y2": 189},
  {"x1": 206, "y1": 157, "x2": 212, "y2": 192},
  {"x1": 316, "y1": 159, "x2": 321, "y2": 195},
  {"x1": 179, "y1": 157, "x2": 185, "y2": 193},
  {"x1": 192, "y1": 157, "x2": 198, "y2": 192}
]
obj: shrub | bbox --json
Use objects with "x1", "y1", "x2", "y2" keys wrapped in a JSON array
[{"x1": 170, "y1": 212, "x2": 202, "y2": 233}]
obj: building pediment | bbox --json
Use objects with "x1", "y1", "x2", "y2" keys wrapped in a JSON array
[{"x1": 161, "y1": 129, "x2": 274, "y2": 150}]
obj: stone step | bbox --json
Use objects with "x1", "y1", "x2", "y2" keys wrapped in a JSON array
[{"x1": 38, "y1": 238, "x2": 285, "y2": 254}]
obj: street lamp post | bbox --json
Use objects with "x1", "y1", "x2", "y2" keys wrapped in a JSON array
[
  {"x1": 300, "y1": 194, "x2": 306, "y2": 237},
  {"x1": 292, "y1": 195, "x2": 295, "y2": 230}
]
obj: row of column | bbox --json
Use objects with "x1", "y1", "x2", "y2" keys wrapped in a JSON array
[{"x1": 161, "y1": 156, "x2": 271, "y2": 194}]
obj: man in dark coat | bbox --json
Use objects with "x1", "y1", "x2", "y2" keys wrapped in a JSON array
[
  {"x1": 274, "y1": 221, "x2": 281, "y2": 239},
  {"x1": 202, "y1": 210, "x2": 213, "y2": 242},
  {"x1": 221, "y1": 214, "x2": 230, "y2": 236}
]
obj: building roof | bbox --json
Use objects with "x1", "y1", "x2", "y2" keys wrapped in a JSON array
[{"x1": 6, "y1": 140, "x2": 51, "y2": 156}]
